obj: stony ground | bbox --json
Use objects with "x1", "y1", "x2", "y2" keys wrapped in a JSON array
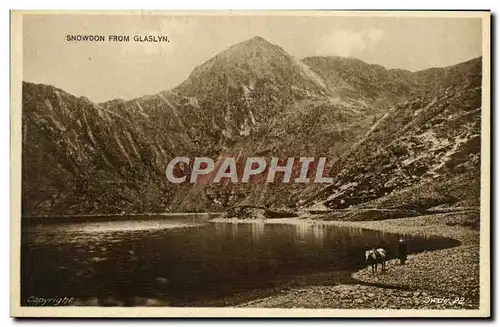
[
  {"x1": 239, "y1": 284, "x2": 474, "y2": 309},
  {"x1": 234, "y1": 211, "x2": 481, "y2": 309}
]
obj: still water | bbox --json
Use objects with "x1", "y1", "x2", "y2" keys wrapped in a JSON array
[{"x1": 21, "y1": 215, "x2": 460, "y2": 306}]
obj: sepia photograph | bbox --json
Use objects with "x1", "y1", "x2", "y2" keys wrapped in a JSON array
[{"x1": 10, "y1": 10, "x2": 490, "y2": 318}]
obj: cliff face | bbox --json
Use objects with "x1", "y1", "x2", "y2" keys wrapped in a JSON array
[
  {"x1": 303, "y1": 58, "x2": 482, "y2": 211},
  {"x1": 21, "y1": 36, "x2": 482, "y2": 216},
  {"x1": 22, "y1": 83, "x2": 179, "y2": 215}
]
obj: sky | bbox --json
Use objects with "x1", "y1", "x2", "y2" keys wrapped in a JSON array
[{"x1": 23, "y1": 13, "x2": 484, "y2": 103}]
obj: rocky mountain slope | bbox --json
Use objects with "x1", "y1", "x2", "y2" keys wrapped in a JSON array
[
  {"x1": 303, "y1": 58, "x2": 482, "y2": 213},
  {"x1": 302, "y1": 56, "x2": 418, "y2": 104},
  {"x1": 21, "y1": 36, "x2": 483, "y2": 216}
]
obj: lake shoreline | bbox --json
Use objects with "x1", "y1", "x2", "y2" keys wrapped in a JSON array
[
  {"x1": 211, "y1": 211, "x2": 480, "y2": 309},
  {"x1": 22, "y1": 212, "x2": 224, "y2": 219}
]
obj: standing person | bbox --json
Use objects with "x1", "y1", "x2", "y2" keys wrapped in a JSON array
[{"x1": 397, "y1": 238, "x2": 408, "y2": 265}]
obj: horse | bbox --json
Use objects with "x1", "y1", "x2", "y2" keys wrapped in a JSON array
[{"x1": 365, "y1": 248, "x2": 387, "y2": 274}]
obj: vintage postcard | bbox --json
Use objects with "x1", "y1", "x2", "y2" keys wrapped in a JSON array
[{"x1": 10, "y1": 10, "x2": 490, "y2": 318}]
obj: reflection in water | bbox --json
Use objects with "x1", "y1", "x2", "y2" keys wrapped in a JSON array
[
  {"x1": 231, "y1": 222, "x2": 239, "y2": 240},
  {"x1": 21, "y1": 217, "x2": 461, "y2": 306},
  {"x1": 213, "y1": 220, "x2": 226, "y2": 235},
  {"x1": 251, "y1": 222, "x2": 265, "y2": 243},
  {"x1": 214, "y1": 221, "x2": 266, "y2": 243},
  {"x1": 294, "y1": 221, "x2": 311, "y2": 240},
  {"x1": 293, "y1": 222, "x2": 327, "y2": 248},
  {"x1": 312, "y1": 224, "x2": 326, "y2": 248}
]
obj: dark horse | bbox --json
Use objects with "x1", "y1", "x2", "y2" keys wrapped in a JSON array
[{"x1": 365, "y1": 248, "x2": 387, "y2": 274}]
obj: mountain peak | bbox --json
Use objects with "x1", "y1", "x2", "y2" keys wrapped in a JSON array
[
  {"x1": 242, "y1": 36, "x2": 271, "y2": 45},
  {"x1": 226, "y1": 35, "x2": 281, "y2": 54},
  {"x1": 180, "y1": 36, "x2": 292, "y2": 90}
]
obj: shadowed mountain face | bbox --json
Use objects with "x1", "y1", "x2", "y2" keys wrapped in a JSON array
[{"x1": 21, "y1": 37, "x2": 482, "y2": 216}]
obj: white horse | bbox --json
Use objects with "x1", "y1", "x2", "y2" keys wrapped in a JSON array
[{"x1": 365, "y1": 248, "x2": 387, "y2": 274}]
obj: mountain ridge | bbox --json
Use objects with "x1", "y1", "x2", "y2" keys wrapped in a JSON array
[{"x1": 20, "y1": 36, "x2": 482, "y2": 216}]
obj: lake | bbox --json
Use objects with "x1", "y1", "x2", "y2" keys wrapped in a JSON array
[{"x1": 21, "y1": 215, "x2": 460, "y2": 306}]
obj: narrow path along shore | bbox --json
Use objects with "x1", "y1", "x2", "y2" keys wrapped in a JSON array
[{"x1": 212, "y1": 211, "x2": 480, "y2": 309}]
